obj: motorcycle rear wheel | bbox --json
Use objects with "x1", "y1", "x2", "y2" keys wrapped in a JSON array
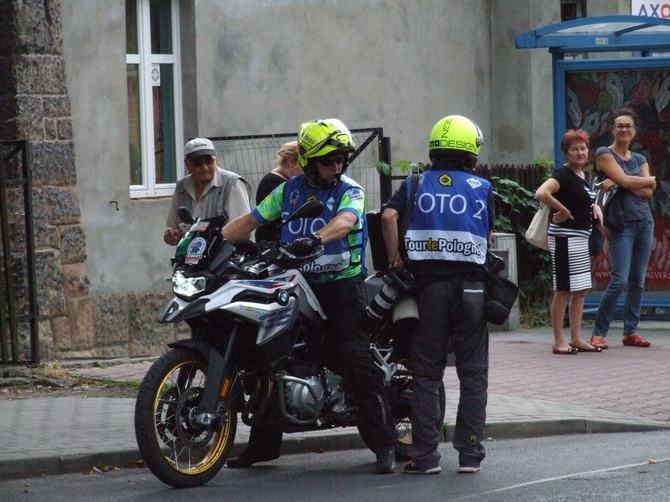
[
  {"x1": 134, "y1": 348, "x2": 237, "y2": 488},
  {"x1": 357, "y1": 376, "x2": 446, "y2": 461},
  {"x1": 392, "y1": 382, "x2": 446, "y2": 461}
]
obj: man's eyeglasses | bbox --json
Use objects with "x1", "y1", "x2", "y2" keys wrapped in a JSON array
[
  {"x1": 614, "y1": 124, "x2": 635, "y2": 130},
  {"x1": 189, "y1": 155, "x2": 215, "y2": 166},
  {"x1": 317, "y1": 155, "x2": 345, "y2": 167}
]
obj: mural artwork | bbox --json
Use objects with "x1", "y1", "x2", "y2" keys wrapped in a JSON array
[{"x1": 566, "y1": 68, "x2": 670, "y2": 292}]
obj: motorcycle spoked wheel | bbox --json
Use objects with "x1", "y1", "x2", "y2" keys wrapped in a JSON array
[
  {"x1": 357, "y1": 374, "x2": 446, "y2": 461},
  {"x1": 392, "y1": 382, "x2": 446, "y2": 461},
  {"x1": 134, "y1": 348, "x2": 237, "y2": 488}
]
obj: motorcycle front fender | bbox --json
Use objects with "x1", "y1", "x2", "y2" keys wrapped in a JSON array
[
  {"x1": 158, "y1": 296, "x2": 209, "y2": 323},
  {"x1": 168, "y1": 338, "x2": 225, "y2": 364}
]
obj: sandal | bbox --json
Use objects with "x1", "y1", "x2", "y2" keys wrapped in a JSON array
[
  {"x1": 569, "y1": 343, "x2": 602, "y2": 353},
  {"x1": 622, "y1": 334, "x2": 651, "y2": 347},
  {"x1": 590, "y1": 335, "x2": 608, "y2": 350},
  {"x1": 552, "y1": 346, "x2": 578, "y2": 355}
]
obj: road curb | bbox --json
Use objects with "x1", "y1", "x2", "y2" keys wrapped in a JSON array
[
  {"x1": 478, "y1": 419, "x2": 670, "y2": 441},
  {"x1": 4, "y1": 419, "x2": 668, "y2": 480},
  {"x1": 0, "y1": 432, "x2": 367, "y2": 481}
]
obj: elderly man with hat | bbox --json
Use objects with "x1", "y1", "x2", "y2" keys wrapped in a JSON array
[{"x1": 164, "y1": 137, "x2": 251, "y2": 245}]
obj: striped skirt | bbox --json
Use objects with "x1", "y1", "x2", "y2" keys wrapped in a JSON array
[{"x1": 548, "y1": 224, "x2": 592, "y2": 292}]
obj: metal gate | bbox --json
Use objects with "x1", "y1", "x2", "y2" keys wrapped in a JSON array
[
  {"x1": 0, "y1": 140, "x2": 39, "y2": 364},
  {"x1": 209, "y1": 127, "x2": 391, "y2": 213}
]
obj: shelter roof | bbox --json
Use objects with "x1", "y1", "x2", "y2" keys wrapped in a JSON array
[{"x1": 516, "y1": 15, "x2": 670, "y2": 54}]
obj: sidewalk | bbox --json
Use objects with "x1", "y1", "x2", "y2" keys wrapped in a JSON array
[{"x1": 1, "y1": 321, "x2": 669, "y2": 480}]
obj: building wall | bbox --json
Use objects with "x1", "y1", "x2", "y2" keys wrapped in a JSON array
[
  {"x1": 192, "y1": 0, "x2": 495, "y2": 166},
  {"x1": 61, "y1": 0, "x2": 174, "y2": 296},
  {"x1": 62, "y1": 0, "x2": 503, "y2": 300},
  {"x1": 34, "y1": 0, "x2": 627, "y2": 358}
]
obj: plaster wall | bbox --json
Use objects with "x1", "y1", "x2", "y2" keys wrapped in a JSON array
[
  {"x1": 191, "y1": 0, "x2": 493, "y2": 167},
  {"x1": 491, "y1": 1, "x2": 559, "y2": 164},
  {"x1": 61, "y1": 0, "x2": 177, "y2": 296},
  {"x1": 61, "y1": 0, "x2": 498, "y2": 296},
  {"x1": 58, "y1": 0, "x2": 629, "y2": 298}
]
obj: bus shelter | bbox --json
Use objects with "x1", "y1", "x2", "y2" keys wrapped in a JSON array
[{"x1": 516, "y1": 15, "x2": 670, "y2": 315}]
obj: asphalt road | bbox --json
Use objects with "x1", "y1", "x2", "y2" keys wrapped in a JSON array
[{"x1": 2, "y1": 431, "x2": 669, "y2": 501}]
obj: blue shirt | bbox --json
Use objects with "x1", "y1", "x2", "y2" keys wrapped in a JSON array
[{"x1": 595, "y1": 147, "x2": 651, "y2": 222}]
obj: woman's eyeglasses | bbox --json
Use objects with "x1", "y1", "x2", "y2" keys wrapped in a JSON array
[
  {"x1": 317, "y1": 155, "x2": 345, "y2": 167},
  {"x1": 614, "y1": 124, "x2": 635, "y2": 130},
  {"x1": 189, "y1": 155, "x2": 215, "y2": 166}
]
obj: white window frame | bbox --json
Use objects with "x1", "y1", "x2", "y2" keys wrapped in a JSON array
[{"x1": 128, "y1": 0, "x2": 183, "y2": 198}]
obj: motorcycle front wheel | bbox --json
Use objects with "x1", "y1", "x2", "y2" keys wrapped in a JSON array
[{"x1": 134, "y1": 348, "x2": 237, "y2": 488}]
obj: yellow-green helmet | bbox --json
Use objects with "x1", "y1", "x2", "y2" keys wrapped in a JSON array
[
  {"x1": 428, "y1": 115, "x2": 483, "y2": 167},
  {"x1": 297, "y1": 119, "x2": 354, "y2": 168}
]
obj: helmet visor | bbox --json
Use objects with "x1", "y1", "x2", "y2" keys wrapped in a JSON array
[{"x1": 310, "y1": 131, "x2": 351, "y2": 157}]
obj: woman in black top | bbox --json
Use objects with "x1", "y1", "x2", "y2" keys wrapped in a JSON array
[
  {"x1": 536, "y1": 129, "x2": 603, "y2": 355},
  {"x1": 254, "y1": 141, "x2": 301, "y2": 241}
]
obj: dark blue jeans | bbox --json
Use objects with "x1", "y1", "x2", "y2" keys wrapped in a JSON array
[{"x1": 593, "y1": 216, "x2": 654, "y2": 337}]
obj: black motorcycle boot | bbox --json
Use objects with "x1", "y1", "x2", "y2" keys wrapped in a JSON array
[
  {"x1": 226, "y1": 448, "x2": 279, "y2": 468},
  {"x1": 226, "y1": 426, "x2": 282, "y2": 468},
  {"x1": 375, "y1": 447, "x2": 396, "y2": 474}
]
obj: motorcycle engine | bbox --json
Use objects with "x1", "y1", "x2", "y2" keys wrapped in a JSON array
[
  {"x1": 285, "y1": 375, "x2": 325, "y2": 419},
  {"x1": 284, "y1": 369, "x2": 348, "y2": 420}
]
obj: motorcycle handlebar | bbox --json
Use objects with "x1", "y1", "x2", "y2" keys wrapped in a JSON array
[{"x1": 233, "y1": 239, "x2": 324, "y2": 269}]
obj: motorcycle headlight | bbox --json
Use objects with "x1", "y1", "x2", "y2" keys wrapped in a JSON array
[{"x1": 172, "y1": 270, "x2": 208, "y2": 299}]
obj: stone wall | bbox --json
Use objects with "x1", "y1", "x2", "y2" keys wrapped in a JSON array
[{"x1": 0, "y1": 0, "x2": 178, "y2": 361}]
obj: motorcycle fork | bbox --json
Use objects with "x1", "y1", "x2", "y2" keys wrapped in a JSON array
[{"x1": 195, "y1": 319, "x2": 241, "y2": 427}]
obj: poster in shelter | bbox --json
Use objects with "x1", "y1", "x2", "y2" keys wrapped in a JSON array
[{"x1": 565, "y1": 68, "x2": 670, "y2": 292}]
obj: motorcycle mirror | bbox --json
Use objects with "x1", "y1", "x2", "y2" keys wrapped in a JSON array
[
  {"x1": 280, "y1": 200, "x2": 324, "y2": 227},
  {"x1": 177, "y1": 206, "x2": 196, "y2": 225}
]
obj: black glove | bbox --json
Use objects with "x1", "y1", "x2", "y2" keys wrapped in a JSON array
[{"x1": 288, "y1": 233, "x2": 321, "y2": 256}]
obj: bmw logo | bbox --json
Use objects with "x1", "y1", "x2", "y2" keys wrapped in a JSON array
[{"x1": 277, "y1": 291, "x2": 289, "y2": 306}]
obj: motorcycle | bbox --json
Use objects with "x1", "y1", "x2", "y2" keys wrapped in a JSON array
[{"x1": 134, "y1": 200, "x2": 445, "y2": 488}]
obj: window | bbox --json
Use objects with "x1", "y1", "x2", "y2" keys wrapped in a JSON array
[
  {"x1": 126, "y1": 0, "x2": 183, "y2": 198},
  {"x1": 561, "y1": 0, "x2": 587, "y2": 21}
]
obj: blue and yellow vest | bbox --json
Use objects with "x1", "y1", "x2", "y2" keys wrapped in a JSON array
[{"x1": 253, "y1": 174, "x2": 366, "y2": 283}]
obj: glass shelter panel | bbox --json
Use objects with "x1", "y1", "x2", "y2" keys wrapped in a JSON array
[{"x1": 565, "y1": 65, "x2": 670, "y2": 292}]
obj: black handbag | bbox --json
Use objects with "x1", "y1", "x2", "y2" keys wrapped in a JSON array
[
  {"x1": 595, "y1": 148, "x2": 628, "y2": 232},
  {"x1": 602, "y1": 186, "x2": 625, "y2": 231}
]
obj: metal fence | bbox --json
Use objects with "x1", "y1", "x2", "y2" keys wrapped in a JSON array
[
  {"x1": 0, "y1": 140, "x2": 39, "y2": 364},
  {"x1": 209, "y1": 128, "x2": 390, "y2": 214}
]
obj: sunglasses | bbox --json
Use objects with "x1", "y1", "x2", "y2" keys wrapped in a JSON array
[
  {"x1": 189, "y1": 155, "x2": 215, "y2": 166},
  {"x1": 317, "y1": 155, "x2": 345, "y2": 167},
  {"x1": 614, "y1": 124, "x2": 635, "y2": 130}
]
